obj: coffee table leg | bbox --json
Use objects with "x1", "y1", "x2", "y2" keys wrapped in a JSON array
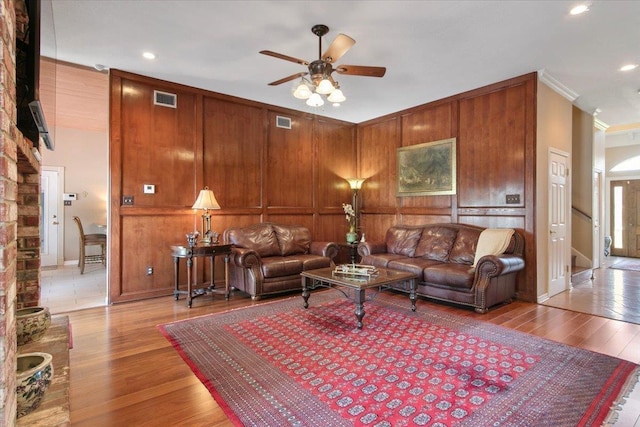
[
  {"x1": 354, "y1": 289, "x2": 366, "y2": 329},
  {"x1": 302, "y1": 277, "x2": 310, "y2": 309},
  {"x1": 409, "y1": 278, "x2": 417, "y2": 312}
]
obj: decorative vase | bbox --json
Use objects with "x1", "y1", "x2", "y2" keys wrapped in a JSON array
[
  {"x1": 346, "y1": 231, "x2": 358, "y2": 243},
  {"x1": 16, "y1": 307, "x2": 51, "y2": 346},
  {"x1": 16, "y1": 352, "x2": 53, "y2": 418}
]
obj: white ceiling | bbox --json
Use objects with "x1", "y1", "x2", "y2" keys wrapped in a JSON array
[{"x1": 40, "y1": 0, "x2": 640, "y2": 136}]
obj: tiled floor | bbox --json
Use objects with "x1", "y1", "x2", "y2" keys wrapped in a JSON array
[
  {"x1": 40, "y1": 263, "x2": 107, "y2": 314},
  {"x1": 544, "y1": 256, "x2": 640, "y2": 324}
]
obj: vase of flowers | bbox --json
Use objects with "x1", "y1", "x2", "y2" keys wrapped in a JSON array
[{"x1": 343, "y1": 203, "x2": 358, "y2": 243}]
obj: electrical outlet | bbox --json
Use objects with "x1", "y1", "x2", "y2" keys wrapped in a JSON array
[
  {"x1": 64, "y1": 200, "x2": 72, "y2": 206},
  {"x1": 506, "y1": 194, "x2": 520, "y2": 204},
  {"x1": 146, "y1": 266, "x2": 153, "y2": 275},
  {"x1": 123, "y1": 195, "x2": 134, "y2": 205}
]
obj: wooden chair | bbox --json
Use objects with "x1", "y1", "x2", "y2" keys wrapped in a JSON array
[{"x1": 72, "y1": 216, "x2": 107, "y2": 274}]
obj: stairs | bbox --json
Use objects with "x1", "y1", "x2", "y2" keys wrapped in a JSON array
[{"x1": 571, "y1": 255, "x2": 593, "y2": 285}]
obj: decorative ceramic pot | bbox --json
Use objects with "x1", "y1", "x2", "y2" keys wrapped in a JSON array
[
  {"x1": 16, "y1": 352, "x2": 53, "y2": 418},
  {"x1": 346, "y1": 232, "x2": 358, "y2": 243},
  {"x1": 16, "y1": 307, "x2": 51, "y2": 346}
]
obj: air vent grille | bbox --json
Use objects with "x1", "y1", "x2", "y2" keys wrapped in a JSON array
[
  {"x1": 276, "y1": 115, "x2": 292, "y2": 129},
  {"x1": 154, "y1": 90, "x2": 177, "y2": 108}
]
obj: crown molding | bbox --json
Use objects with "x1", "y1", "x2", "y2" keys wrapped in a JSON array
[
  {"x1": 594, "y1": 118, "x2": 609, "y2": 131},
  {"x1": 537, "y1": 69, "x2": 579, "y2": 102}
]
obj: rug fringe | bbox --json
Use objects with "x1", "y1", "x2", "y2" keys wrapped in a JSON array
[{"x1": 602, "y1": 365, "x2": 640, "y2": 426}]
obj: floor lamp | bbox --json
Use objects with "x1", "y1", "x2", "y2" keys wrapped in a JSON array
[{"x1": 346, "y1": 178, "x2": 365, "y2": 235}]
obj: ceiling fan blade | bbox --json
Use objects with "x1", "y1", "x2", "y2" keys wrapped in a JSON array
[
  {"x1": 268, "y1": 72, "x2": 308, "y2": 86},
  {"x1": 322, "y1": 34, "x2": 355, "y2": 63},
  {"x1": 260, "y1": 50, "x2": 309, "y2": 66},
  {"x1": 335, "y1": 65, "x2": 387, "y2": 78}
]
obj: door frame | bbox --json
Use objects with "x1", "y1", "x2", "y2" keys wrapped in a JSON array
[
  {"x1": 609, "y1": 178, "x2": 640, "y2": 257},
  {"x1": 592, "y1": 169, "x2": 603, "y2": 268},
  {"x1": 41, "y1": 166, "x2": 65, "y2": 267}
]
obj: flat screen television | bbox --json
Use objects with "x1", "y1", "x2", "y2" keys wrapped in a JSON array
[{"x1": 16, "y1": 0, "x2": 53, "y2": 151}]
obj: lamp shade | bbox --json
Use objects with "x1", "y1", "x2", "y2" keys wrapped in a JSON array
[
  {"x1": 316, "y1": 78, "x2": 335, "y2": 95},
  {"x1": 192, "y1": 187, "x2": 221, "y2": 210},
  {"x1": 327, "y1": 89, "x2": 346, "y2": 103},
  {"x1": 346, "y1": 178, "x2": 365, "y2": 190},
  {"x1": 306, "y1": 93, "x2": 324, "y2": 107},
  {"x1": 293, "y1": 82, "x2": 312, "y2": 99}
]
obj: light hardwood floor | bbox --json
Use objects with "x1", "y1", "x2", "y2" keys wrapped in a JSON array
[{"x1": 60, "y1": 267, "x2": 640, "y2": 426}]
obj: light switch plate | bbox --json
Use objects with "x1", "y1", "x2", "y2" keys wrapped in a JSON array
[
  {"x1": 506, "y1": 194, "x2": 520, "y2": 204},
  {"x1": 143, "y1": 184, "x2": 155, "y2": 194}
]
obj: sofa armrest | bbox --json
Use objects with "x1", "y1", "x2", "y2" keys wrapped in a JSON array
[
  {"x1": 230, "y1": 247, "x2": 261, "y2": 268},
  {"x1": 310, "y1": 241, "x2": 339, "y2": 261},
  {"x1": 474, "y1": 254, "x2": 525, "y2": 278},
  {"x1": 357, "y1": 241, "x2": 387, "y2": 257}
]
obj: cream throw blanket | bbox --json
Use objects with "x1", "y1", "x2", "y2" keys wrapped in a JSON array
[{"x1": 472, "y1": 228, "x2": 515, "y2": 267}]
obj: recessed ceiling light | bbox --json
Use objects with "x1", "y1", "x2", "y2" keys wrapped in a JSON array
[
  {"x1": 620, "y1": 64, "x2": 638, "y2": 72},
  {"x1": 142, "y1": 52, "x2": 156, "y2": 60},
  {"x1": 569, "y1": 4, "x2": 590, "y2": 15}
]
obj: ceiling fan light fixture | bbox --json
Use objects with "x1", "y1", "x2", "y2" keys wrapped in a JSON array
[
  {"x1": 306, "y1": 93, "x2": 324, "y2": 107},
  {"x1": 316, "y1": 78, "x2": 335, "y2": 95},
  {"x1": 327, "y1": 88, "x2": 346, "y2": 103}
]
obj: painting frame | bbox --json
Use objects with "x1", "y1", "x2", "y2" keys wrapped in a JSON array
[{"x1": 397, "y1": 138, "x2": 456, "y2": 196}]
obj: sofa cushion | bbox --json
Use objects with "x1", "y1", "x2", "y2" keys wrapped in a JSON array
[
  {"x1": 261, "y1": 257, "x2": 303, "y2": 278},
  {"x1": 387, "y1": 258, "x2": 443, "y2": 278},
  {"x1": 361, "y1": 253, "x2": 407, "y2": 268},
  {"x1": 227, "y1": 223, "x2": 280, "y2": 258},
  {"x1": 273, "y1": 224, "x2": 311, "y2": 256},
  {"x1": 414, "y1": 226, "x2": 457, "y2": 262},
  {"x1": 448, "y1": 227, "x2": 481, "y2": 265},
  {"x1": 297, "y1": 254, "x2": 332, "y2": 271},
  {"x1": 423, "y1": 264, "x2": 475, "y2": 289},
  {"x1": 385, "y1": 227, "x2": 423, "y2": 257}
]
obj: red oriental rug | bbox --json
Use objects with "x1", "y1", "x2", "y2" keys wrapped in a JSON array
[{"x1": 158, "y1": 291, "x2": 639, "y2": 426}]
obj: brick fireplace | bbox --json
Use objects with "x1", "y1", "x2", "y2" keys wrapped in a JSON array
[{"x1": 0, "y1": 0, "x2": 44, "y2": 424}]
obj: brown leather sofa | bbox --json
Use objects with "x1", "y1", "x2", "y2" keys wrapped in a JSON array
[
  {"x1": 223, "y1": 223, "x2": 339, "y2": 300},
  {"x1": 358, "y1": 223, "x2": 525, "y2": 313}
]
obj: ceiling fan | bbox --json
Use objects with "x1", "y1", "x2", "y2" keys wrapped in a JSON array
[{"x1": 260, "y1": 24, "x2": 386, "y2": 107}]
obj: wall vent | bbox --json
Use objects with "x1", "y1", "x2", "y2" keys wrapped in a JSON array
[
  {"x1": 154, "y1": 90, "x2": 177, "y2": 108},
  {"x1": 276, "y1": 115, "x2": 292, "y2": 129}
]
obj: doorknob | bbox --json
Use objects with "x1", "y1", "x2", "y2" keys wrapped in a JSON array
[
  {"x1": 52, "y1": 221, "x2": 59, "y2": 225},
  {"x1": 550, "y1": 230, "x2": 556, "y2": 234}
]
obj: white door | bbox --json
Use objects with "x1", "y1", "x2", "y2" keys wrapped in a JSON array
[
  {"x1": 40, "y1": 167, "x2": 64, "y2": 267},
  {"x1": 549, "y1": 150, "x2": 569, "y2": 297}
]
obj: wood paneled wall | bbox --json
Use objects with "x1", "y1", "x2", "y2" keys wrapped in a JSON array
[
  {"x1": 357, "y1": 73, "x2": 536, "y2": 301},
  {"x1": 109, "y1": 70, "x2": 356, "y2": 303},
  {"x1": 110, "y1": 70, "x2": 537, "y2": 304}
]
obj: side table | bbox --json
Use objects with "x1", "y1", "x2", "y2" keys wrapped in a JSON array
[
  {"x1": 171, "y1": 243, "x2": 233, "y2": 308},
  {"x1": 338, "y1": 242, "x2": 360, "y2": 264}
]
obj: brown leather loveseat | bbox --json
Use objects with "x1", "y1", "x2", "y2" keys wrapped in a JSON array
[
  {"x1": 223, "y1": 223, "x2": 339, "y2": 300},
  {"x1": 358, "y1": 223, "x2": 525, "y2": 313}
]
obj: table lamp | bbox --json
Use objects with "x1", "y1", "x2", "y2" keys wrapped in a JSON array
[{"x1": 192, "y1": 186, "x2": 221, "y2": 244}]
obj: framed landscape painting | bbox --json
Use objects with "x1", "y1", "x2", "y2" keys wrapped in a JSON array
[{"x1": 397, "y1": 138, "x2": 456, "y2": 196}]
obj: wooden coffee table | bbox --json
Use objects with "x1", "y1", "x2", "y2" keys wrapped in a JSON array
[{"x1": 300, "y1": 267, "x2": 417, "y2": 329}]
